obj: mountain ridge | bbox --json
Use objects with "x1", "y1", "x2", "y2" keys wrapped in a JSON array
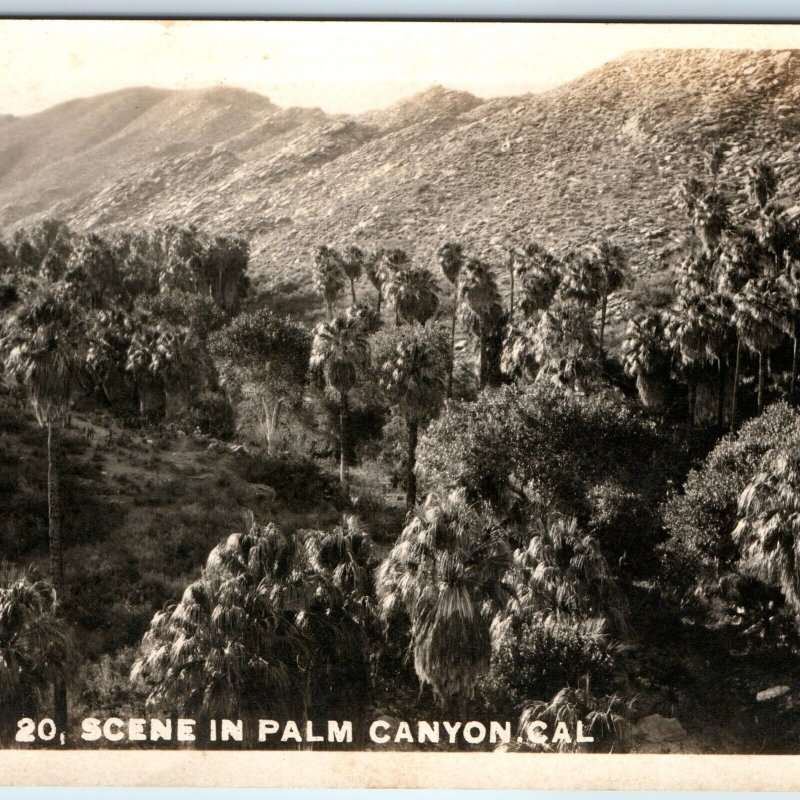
[{"x1": 2, "y1": 48, "x2": 799, "y2": 293}]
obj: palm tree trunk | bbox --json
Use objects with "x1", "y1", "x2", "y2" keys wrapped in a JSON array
[
  {"x1": 508, "y1": 259, "x2": 515, "y2": 323},
  {"x1": 478, "y1": 330, "x2": 488, "y2": 390},
  {"x1": 731, "y1": 336, "x2": 741, "y2": 431},
  {"x1": 47, "y1": 422, "x2": 68, "y2": 738},
  {"x1": 758, "y1": 350, "x2": 766, "y2": 412},
  {"x1": 405, "y1": 418, "x2": 418, "y2": 512},
  {"x1": 350, "y1": 279, "x2": 357, "y2": 306},
  {"x1": 447, "y1": 303, "x2": 457, "y2": 399},
  {"x1": 339, "y1": 391, "x2": 349, "y2": 488},
  {"x1": 687, "y1": 373, "x2": 696, "y2": 432},
  {"x1": 791, "y1": 334, "x2": 798, "y2": 403},
  {"x1": 326, "y1": 299, "x2": 333, "y2": 320},
  {"x1": 717, "y1": 359, "x2": 726, "y2": 430},
  {"x1": 599, "y1": 293, "x2": 608, "y2": 351},
  {"x1": 376, "y1": 288, "x2": 382, "y2": 316},
  {"x1": 47, "y1": 422, "x2": 63, "y2": 590}
]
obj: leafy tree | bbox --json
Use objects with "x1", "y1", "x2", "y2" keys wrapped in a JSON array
[
  {"x1": 382, "y1": 266, "x2": 439, "y2": 326},
  {"x1": 734, "y1": 434, "x2": 800, "y2": 621},
  {"x1": 312, "y1": 246, "x2": 346, "y2": 319},
  {"x1": 458, "y1": 258, "x2": 503, "y2": 389},
  {"x1": 376, "y1": 489, "x2": 510, "y2": 713},
  {"x1": 210, "y1": 310, "x2": 311, "y2": 454},
  {"x1": 0, "y1": 567, "x2": 77, "y2": 745},
  {"x1": 379, "y1": 326, "x2": 449, "y2": 510},
  {"x1": 342, "y1": 245, "x2": 365, "y2": 306},
  {"x1": 437, "y1": 241, "x2": 466, "y2": 398},
  {"x1": 417, "y1": 384, "x2": 665, "y2": 530},
  {"x1": 661, "y1": 402, "x2": 800, "y2": 604},
  {"x1": 310, "y1": 311, "x2": 370, "y2": 488}
]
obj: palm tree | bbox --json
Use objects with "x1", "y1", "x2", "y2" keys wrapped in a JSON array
[
  {"x1": 734, "y1": 442, "x2": 800, "y2": 618},
  {"x1": 2, "y1": 288, "x2": 81, "y2": 594},
  {"x1": 533, "y1": 301, "x2": 601, "y2": 394},
  {"x1": 558, "y1": 251, "x2": 602, "y2": 309},
  {"x1": 366, "y1": 248, "x2": 409, "y2": 317},
  {"x1": 375, "y1": 489, "x2": 510, "y2": 714},
  {"x1": 380, "y1": 327, "x2": 448, "y2": 510},
  {"x1": 458, "y1": 258, "x2": 503, "y2": 389},
  {"x1": 500, "y1": 516, "x2": 626, "y2": 633},
  {"x1": 718, "y1": 232, "x2": 767, "y2": 427},
  {"x1": 693, "y1": 192, "x2": 731, "y2": 254},
  {"x1": 733, "y1": 277, "x2": 791, "y2": 413},
  {"x1": 747, "y1": 161, "x2": 778, "y2": 212},
  {"x1": 515, "y1": 242, "x2": 561, "y2": 319},
  {"x1": 342, "y1": 245, "x2": 365, "y2": 306},
  {"x1": 437, "y1": 242, "x2": 466, "y2": 398},
  {"x1": 132, "y1": 514, "x2": 310, "y2": 730},
  {"x1": 312, "y1": 245, "x2": 346, "y2": 319},
  {"x1": 0, "y1": 567, "x2": 77, "y2": 745},
  {"x1": 591, "y1": 239, "x2": 628, "y2": 351},
  {"x1": 621, "y1": 311, "x2": 671, "y2": 408},
  {"x1": 382, "y1": 266, "x2": 439, "y2": 326},
  {"x1": 310, "y1": 311, "x2": 370, "y2": 488}
]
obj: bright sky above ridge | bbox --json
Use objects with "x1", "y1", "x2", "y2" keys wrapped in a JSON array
[{"x1": 1, "y1": 20, "x2": 799, "y2": 117}]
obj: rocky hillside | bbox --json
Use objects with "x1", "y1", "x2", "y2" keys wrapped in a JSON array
[{"x1": 1, "y1": 49, "x2": 799, "y2": 293}]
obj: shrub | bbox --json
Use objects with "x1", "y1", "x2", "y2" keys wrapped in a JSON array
[
  {"x1": 478, "y1": 621, "x2": 615, "y2": 719},
  {"x1": 417, "y1": 384, "x2": 676, "y2": 574},
  {"x1": 661, "y1": 402, "x2": 800, "y2": 602}
]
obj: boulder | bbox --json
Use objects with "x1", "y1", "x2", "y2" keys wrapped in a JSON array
[
  {"x1": 632, "y1": 714, "x2": 691, "y2": 753},
  {"x1": 756, "y1": 685, "x2": 790, "y2": 702}
]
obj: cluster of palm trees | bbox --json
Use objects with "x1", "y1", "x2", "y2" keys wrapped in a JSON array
[
  {"x1": 308, "y1": 235, "x2": 630, "y2": 509},
  {"x1": 0, "y1": 220, "x2": 252, "y2": 737},
  {"x1": 623, "y1": 156, "x2": 800, "y2": 430}
]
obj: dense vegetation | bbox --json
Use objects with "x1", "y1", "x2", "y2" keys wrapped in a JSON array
[{"x1": 2, "y1": 148, "x2": 800, "y2": 752}]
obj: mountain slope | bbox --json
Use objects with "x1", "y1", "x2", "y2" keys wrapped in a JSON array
[{"x1": 2, "y1": 49, "x2": 799, "y2": 293}]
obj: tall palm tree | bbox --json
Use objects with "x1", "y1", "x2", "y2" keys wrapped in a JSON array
[
  {"x1": 312, "y1": 245, "x2": 346, "y2": 319},
  {"x1": 733, "y1": 277, "x2": 791, "y2": 413},
  {"x1": 747, "y1": 161, "x2": 778, "y2": 212},
  {"x1": 1, "y1": 286, "x2": 83, "y2": 735},
  {"x1": 718, "y1": 232, "x2": 766, "y2": 428},
  {"x1": 734, "y1": 441, "x2": 800, "y2": 618},
  {"x1": 376, "y1": 489, "x2": 510, "y2": 714},
  {"x1": 342, "y1": 245, "x2": 365, "y2": 306},
  {"x1": 621, "y1": 311, "x2": 671, "y2": 408},
  {"x1": 437, "y1": 242, "x2": 466, "y2": 398},
  {"x1": 458, "y1": 258, "x2": 503, "y2": 390},
  {"x1": 0, "y1": 567, "x2": 77, "y2": 745},
  {"x1": 591, "y1": 239, "x2": 628, "y2": 351},
  {"x1": 382, "y1": 266, "x2": 439, "y2": 326},
  {"x1": 310, "y1": 311, "x2": 370, "y2": 488},
  {"x1": 366, "y1": 248, "x2": 409, "y2": 317},
  {"x1": 380, "y1": 327, "x2": 448, "y2": 510},
  {"x1": 515, "y1": 242, "x2": 561, "y2": 320}
]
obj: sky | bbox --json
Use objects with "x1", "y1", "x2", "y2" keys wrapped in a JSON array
[{"x1": 0, "y1": 21, "x2": 799, "y2": 116}]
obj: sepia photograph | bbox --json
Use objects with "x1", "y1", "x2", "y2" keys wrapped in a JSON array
[{"x1": 1, "y1": 17, "x2": 800, "y2": 788}]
